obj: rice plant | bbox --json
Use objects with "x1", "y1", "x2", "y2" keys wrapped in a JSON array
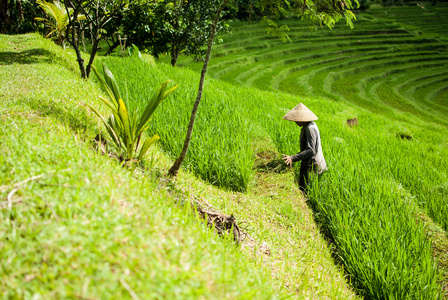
[{"x1": 95, "y1": 57, "x2": 255, "y2": 191}]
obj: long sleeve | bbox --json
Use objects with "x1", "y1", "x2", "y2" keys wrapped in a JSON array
[{"x1": 291, "y1": 125, "x2": 317, "y2": 162}]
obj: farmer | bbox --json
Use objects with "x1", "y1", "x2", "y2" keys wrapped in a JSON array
[{"x1": 281, "y1": 103, "x2": 327, "y2": 193}]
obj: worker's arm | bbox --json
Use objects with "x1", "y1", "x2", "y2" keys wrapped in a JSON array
[{"x1": 291, "y1": 126, "x2": 317, "y2": 162}]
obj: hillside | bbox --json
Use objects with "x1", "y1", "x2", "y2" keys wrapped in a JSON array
[
  {"x1": 1, "y1": 34, "x2": 360, "y2": 299},
  {"x1": 1, "y1": 3, "x2": 448, "y2": 298},
  {"x1": 156, "y1": 4, "x2": 448, "y2": 298}
]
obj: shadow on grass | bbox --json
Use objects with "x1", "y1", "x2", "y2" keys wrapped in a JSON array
[
  {"x1": 26, "y1": 99, "x2": 97, "y2": 135},
  {"x1": 0, "y1": 48, "x2": 56, "y2": 65}
]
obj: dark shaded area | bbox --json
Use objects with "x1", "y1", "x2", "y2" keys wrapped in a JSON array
[
  {"x1": 397, "y1": 132, "x2": 413, "y2": 140},
  {"x1": 347, "y1": 117, "x2": 358, "y2": 127},
  {"x1": 0, "y1": 48, "x2": 55, "y2": 65},
  {"x1": 0, "y1": 0, "x2": 44, "y2": 34},
  {"x1": 253, "y1": 150, "x2": 291, "y2": 173},
  {"x1": 25, "y1": 99, "x2": 96, "y2": 136}
]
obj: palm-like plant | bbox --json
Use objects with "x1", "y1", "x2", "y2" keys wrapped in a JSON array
[
  {"x1": 35, "y1": 0, "x2": 84, "y2": 46},
  {"x1": 88, "y1": 64, "x2": 178, "y2": 162}
]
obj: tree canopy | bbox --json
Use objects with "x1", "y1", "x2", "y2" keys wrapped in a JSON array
[{"x1": 119, "y1": 0, "x2": 229, "y2": 66}]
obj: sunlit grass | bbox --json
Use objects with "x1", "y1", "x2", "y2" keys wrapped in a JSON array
[
  {"x1": 3, "y1": 8, "x2": 448, "y2": 298},
  {"x1": 159, "y1": 8, "x2": 448, "y2": 298}
]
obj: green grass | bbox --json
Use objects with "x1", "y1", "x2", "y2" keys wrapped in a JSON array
[
  {"x1": 170, "y1": 7, "x2": 448, "y2": 129},
  {"x1": 0, "y1": 34, "x2": 275, "y2": 299},
  {"x1": 157, "y1": 6, "x2": 448, "y2": 298},
  {"x1": 3, "y1": 4, "x2": 448, "y2": 297},
  {"x1": 1, "y1": 33, "x2": 362, "y2": 299},
  {"x1": 112, "y1": 55, "x2": 447, "y2": 298}
]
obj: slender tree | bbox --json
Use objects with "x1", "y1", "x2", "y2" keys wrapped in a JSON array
[
  {"x1": 168, "y1": 0, "x2": 357, "y2": 177},
  {"x1": 168, "y1": 0, "x2": 230, "y2": 176}
]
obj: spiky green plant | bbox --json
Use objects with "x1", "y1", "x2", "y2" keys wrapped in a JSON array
[{"x1": 88, "y1": 64, "x2": 178, "y2": 162}]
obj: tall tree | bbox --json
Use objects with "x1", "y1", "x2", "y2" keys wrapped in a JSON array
[
  {"x1": 63, "y1": 0, "x2": 128, "y2": 78},
  {"x1": 167, "y1": 0, "x2": 357, "y2": 177},
  {"x1": 168, "y1": 0, "x2": 230, "y2": 176}
]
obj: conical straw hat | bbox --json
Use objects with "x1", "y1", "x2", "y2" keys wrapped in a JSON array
[{"x1": 283, "y1": 103, "x2": 318, "y2": 122}]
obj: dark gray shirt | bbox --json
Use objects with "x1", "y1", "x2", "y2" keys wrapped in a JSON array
[{"x1": 291, "y1": 122, "x2": 327, "y2": 174}]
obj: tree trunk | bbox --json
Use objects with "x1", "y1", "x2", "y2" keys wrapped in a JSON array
[
  {"x1": 85, "y1": 34, "x2": 99, "y2": 78},
  {"x1": 69, "y1": 25, "x2": 87, "y2": 78},
  {"x1": 168, "y1": 0, "x2": 229, "y2": 177},
  {"x1": 81, "y1": 25, "x2": 86, "y2": 52},
  {"x1": 0, "y1": 0, "x2": 10, "y2": 34},
  {"x1": 73, "y1": 42, "x2": 87, "y2": 78},
  {"x1": 170, "y1": 42, "x2": 178, "y2": 66},
  {"x1": 248, "y1": 4, "x2": 252, "y2": 25},
  {"x1": 105, "y1": 39, "x2": 120, "y2": 55},
  {"x1": 64, "y1": 0, "x2": 87, "y2": 78}
]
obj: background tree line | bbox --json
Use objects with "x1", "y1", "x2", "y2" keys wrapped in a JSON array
[{"x1": 4, "y1": 0, "x2": 447, "y2": 51}]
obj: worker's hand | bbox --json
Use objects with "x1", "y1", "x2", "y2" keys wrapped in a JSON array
[{"x1": 282, "y1": 154, "x2": 293, "y2": 167}]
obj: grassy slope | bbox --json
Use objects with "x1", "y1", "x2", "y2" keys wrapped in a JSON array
[
  {"x1": 0, "y1": 34, "x2": 359, "y2": 299},
  {"x1": 101, "y1": 54, "x2": 447, "y2": 298}
]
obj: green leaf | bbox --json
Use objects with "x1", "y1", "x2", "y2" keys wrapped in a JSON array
[
  {"x1": 86, "y1": 104, "x2": 121, "y2": 148},
  {"x1": 103, "y1": 64, "x2": 122, "y2": 103},
  {"x1": 98, "y1": 95, "x2": 118, "y2": 113},
  {"x1": 137, "y1": 135, "x2": 160, "y2": 161},
  {"x1": 106, "y1": 114, "x2": 124, "y2": 149},
  {"x1": 161, "y1": 84, "x2": 179, "y2": 100},
  {"x1": 117, "y1": 98, "x2": 133, "y2": 156},
  {"x1": 136, "y1": 81, "x2": 178, "y2": 136},
  {"x1": 92, "y1": 66, "x2": 119, "y2": 109},
  {"x1": 104, "y1": 116, "x2": 122, "y2": 149}
]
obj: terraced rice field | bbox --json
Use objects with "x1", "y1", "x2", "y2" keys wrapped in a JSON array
[
  {"x1": 178, "y1": 4, "x2": 448, "y2": 126},
  {"x1": 161, "y1": 5, "x2": 448, "y2": 298}
]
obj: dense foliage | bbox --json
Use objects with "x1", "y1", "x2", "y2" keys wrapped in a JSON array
[
  {"x1": 0, "y1": 0, "x2": 44, "y2": 34},
  {"x1": 122, "y1": 0, "x2": 229, "y2": 66}
]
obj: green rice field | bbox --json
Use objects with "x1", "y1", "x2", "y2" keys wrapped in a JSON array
[{"x1": 141, "y1": 4, "x2": 447, "y2": 298}]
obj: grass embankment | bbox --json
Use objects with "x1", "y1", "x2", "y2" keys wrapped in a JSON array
[{"x1": 0, "y1": 34, "x2": 360, "y2": 299}]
